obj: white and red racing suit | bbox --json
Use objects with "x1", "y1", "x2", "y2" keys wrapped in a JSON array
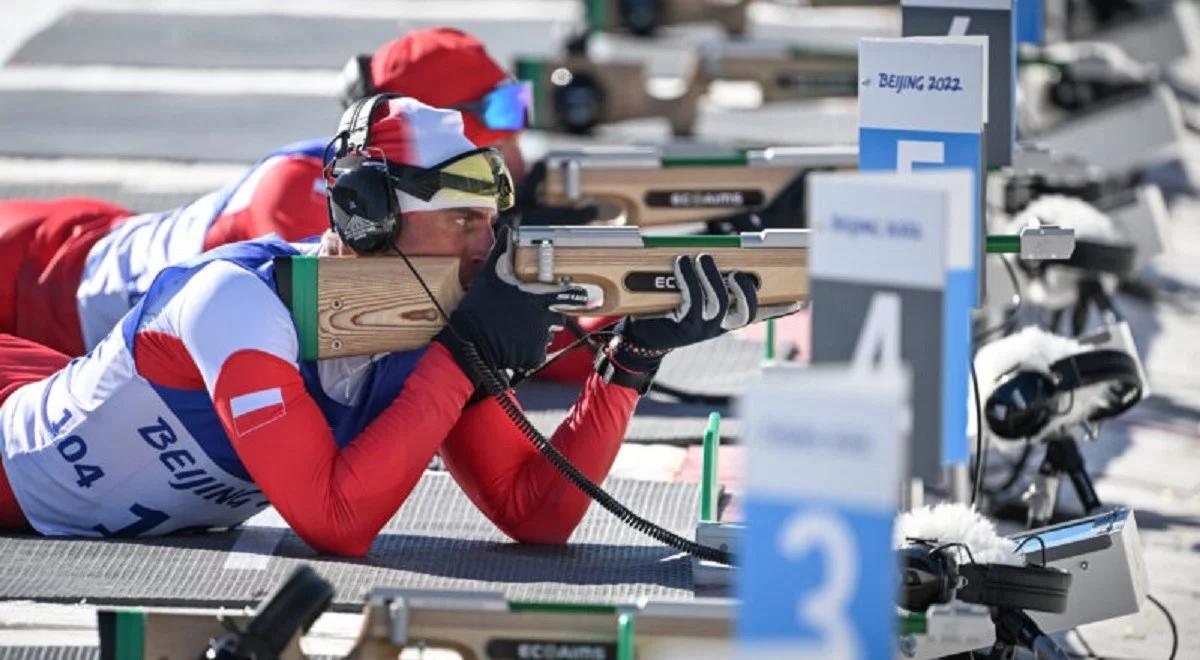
[{"x1": 0, "y1": 238, "x2": 638, "y2": 555}]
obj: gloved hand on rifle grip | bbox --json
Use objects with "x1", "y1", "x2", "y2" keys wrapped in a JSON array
[
  {"x1": 435, "y1": 227, "x2": 589, "y2": 385},
  {"x1": 611, "y1": 254, "x2": 796, "y2": 374}
]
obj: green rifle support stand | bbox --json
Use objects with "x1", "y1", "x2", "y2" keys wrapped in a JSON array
[{"x1": 693, "y1": 412, "x2": 739, "y2": 591}]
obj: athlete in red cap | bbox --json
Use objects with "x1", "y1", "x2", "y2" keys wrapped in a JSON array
[
  {"x1": 339, "y1": 27, "x2": 533, "y2": 182},
  {"x1": 0, "y1": 98, "x2": 771, "y2": 555}
]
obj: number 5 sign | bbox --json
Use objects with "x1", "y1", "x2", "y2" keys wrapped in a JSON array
[{"x1": 858, "y1": 37, "x2": 984, "y2": 469}]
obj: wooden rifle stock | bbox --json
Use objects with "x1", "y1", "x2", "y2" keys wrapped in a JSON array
[
  {"x1": 542, "y1": 146, "x2": 856, "y2": 227},
  {"x1": 275, "y1": 255, "x2": 464, "y2": 361},
  {"x1": 278, "y1": 228, "x2": 809, "y2": 360}
]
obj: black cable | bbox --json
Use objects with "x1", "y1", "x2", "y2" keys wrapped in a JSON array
[
  {"x1": 464, "y1": 341, "x2": 734, "y2": 565},
  {"x1": 516, "y1": 318, "x2": 739, "y2": 406},
  {"x1": 1013, "y1": 533, "x2": 1048, "y2": 567},
  {"x1": 975, "y1": 255, "x2": 1024, "y2": 342},
  {"x1": 1065, "y1": 594, "x2": 1178, "y2": 660},
  {"x1": 1072, "y1": 628, "x2": 1101, "y2": 659},
  {"x1": 996, "y1": 442, "x2": 1034, "y2": 493},
  {"x1": 971, "y1": 360, "x2": 987, "y2": 507},
  {"x1": 971, "y1": 255, "x2": 1023, "y2": 505},
  {"x1": 1147, "y1": 594, "x2": 1179, "y2": 660},
  {"x1": 509, "y1": 323, "x2": 617, "y2": 388},
  {"x1": 931, "y1": 541, "x2": 977, "y2": 566},
  {"x1": 391, "y1": 245, "x2": 734, "y2": 565}
]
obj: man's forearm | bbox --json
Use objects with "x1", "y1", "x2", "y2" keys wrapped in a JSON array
[
  {"x1": 440, "y1": 371, "x2": 639, "y2": 543},
  {"x1": 220, "y1": 343, "x2": 474, "y2": 556}
]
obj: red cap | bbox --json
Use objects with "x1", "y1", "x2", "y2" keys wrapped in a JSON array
[{"x1": 370, "y1": 28, "x2": 514, "y2": 148}]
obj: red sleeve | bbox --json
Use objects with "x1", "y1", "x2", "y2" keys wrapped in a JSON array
[
  {"x1": 213, "y1": 343, "x2": 473, "y2": 556},
  {"x1": 203, "y1": 157, "x2": 329, "y2": 250},
  {"x1": 439, "y1": 372, "x2": 639, "y2": 543},
  {"x1": 533, "y1": 316, "x2": 618, "y2": 384}
]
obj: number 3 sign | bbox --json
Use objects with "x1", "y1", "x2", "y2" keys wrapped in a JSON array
[{"x1": 738, "y1": 344, "x2": 909, "y2": 659}]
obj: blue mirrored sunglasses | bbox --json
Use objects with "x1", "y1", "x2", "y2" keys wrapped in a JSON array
[{"x1": 455, "y1": 81, "x2": 533, "y2": 131}]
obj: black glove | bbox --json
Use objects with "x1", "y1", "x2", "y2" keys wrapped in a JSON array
[
  {"x1": 611, "y1": 254, "x2": 785, "y2": 373},
  {"x1": 435, "y1": 227, "x2": 588, "y2": 386},
  {"x1": 704, "y1": 170, "x2": 811, "y2": 234}
]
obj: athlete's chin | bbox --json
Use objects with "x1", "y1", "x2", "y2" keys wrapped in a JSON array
[{"x1": 459, "y1": 266, "x2": 484, "y2": 291}]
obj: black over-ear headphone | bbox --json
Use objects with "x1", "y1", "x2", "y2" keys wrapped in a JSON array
[
  {"x1": 985, "y1": 348, "x2": 1143, "y2": 440},
  {"x1": 898, "y1": 540, "x2": 1072, "y2": 615},
  {"x1": 324, "y1": 93, "x2": 405, "y2": 255},
  {"x1": 338, "y1": 54, "x2": 375, "y2": 109}
]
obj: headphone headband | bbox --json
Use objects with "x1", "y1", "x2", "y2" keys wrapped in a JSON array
[
  {"x1": 1048, "y1": 348, "x2": 1143, "y2": 420},
  {"x1": 1048, "y1": 349, "x2": 1137, "y2": 390},
  {"x1": 338, "y1": 54, "x2": 375, "y2": 109},
  {"x1": 336, "y1": 93, "x2": 405, "y2": 158},
  {"x1": 986, "y1": 346, "x2": 1144, "y2": 440}
]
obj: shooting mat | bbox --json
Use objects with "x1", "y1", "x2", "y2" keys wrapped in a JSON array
[{"x1": 0, "y1": 474, "x2": 702, "y2": 610}]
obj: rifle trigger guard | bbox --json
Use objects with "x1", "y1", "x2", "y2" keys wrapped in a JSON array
[{"x1": 537, "y1": 240, "x2": 555, "y2": 283}]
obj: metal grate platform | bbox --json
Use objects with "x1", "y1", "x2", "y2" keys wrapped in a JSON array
[
  {"x1": 0, "y1": 473, "x2": 702, "y2": 610},
  {"x1": 0, "y1": 650, "x2": 98, "y2": 660}
]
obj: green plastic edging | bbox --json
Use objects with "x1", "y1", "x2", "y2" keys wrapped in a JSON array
[
  {"x1": 515, "y1": 58, "x2": 546, "y2": 130},
  {"x1": 764, "y1": 318, "x2": 777, "y2": 361},
  {"x1": 510, "y1": 602, "x2": 617, "y2": 615},
  {"x1": 642, "y1": 235, "x2": 742, "y2": 248},
  {"x1": 114, "y1": 610, "x2": 145, "y2": 660},
  {"x1": 787, "y1": 45, "x2": 856, "y2": 60},
  {"x1": 584, "y1": 0, "x2": 607, "y2": 30},
  {"x1": 899, "y1": 612, "x2": 927, "y2": 636},
  {"x1": 617, "y1": 612, "x2": 636, "y2": 660},
  {"x1": 661, "y1": 154, "x2": 748, "y2": 168},
  {"x1": 700, "y1": 412, "x2": 721, "y2": 522},
  {"x1": 986, "y1": 234, "x2": 1021, "y2": 254},
  {"x1": 289, "y1": 256, "x2": 319, "y2": 361}
]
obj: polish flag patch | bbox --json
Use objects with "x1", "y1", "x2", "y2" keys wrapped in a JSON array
[{"x1": 229, "y1": 387, "x2": 286, "y2": 436}]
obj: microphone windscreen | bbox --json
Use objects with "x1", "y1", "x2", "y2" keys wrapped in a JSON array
[{"x1": 896, "y1": 503, "x2": 1020, "y2": 565}]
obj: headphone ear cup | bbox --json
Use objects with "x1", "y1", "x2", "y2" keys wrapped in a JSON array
[
  {"x1": 898, "y1": 544, "x2": 958, "y2": 612},
  {"x1": 328, "y1": 164, "x2": 398, "y2": 254},
  {"x1": 985, "y1": 370, "x2": 1056, "y2": 440}
]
